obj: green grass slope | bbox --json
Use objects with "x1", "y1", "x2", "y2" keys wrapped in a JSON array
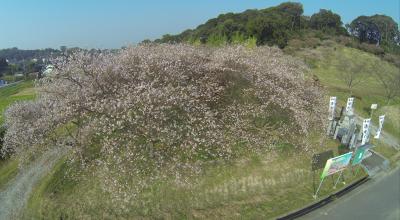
[
  {"x1": 0, "y1": 81, "x2": 36, "y2": 124},
  {"x1": 0, "y1": 81, "x2": 36, "y2": 190},
  {"x1": 0, "y1": 158, "x2": 18, "y2": 189},
  {"x1": 24, "y1": 138, "x2": 366, "y2": 219},
  {"x1": 294, "y1": 43, "x2": 400, "y2": 139}
]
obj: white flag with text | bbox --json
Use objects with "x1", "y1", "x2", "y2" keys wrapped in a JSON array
[
  {"x1": 328, "y1": 96, "x2": 336, "y2": 120},
  {"x1": 374, "y1": 115, "x2": 385, "y2": 139},
  {"x1": 346, "y1": 97, "x2": 354, "y2": 114},
  {"x1": 361, "y1": 118, "x2": 371, "y2": 145}
]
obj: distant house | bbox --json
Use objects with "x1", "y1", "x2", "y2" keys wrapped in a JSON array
[
  {"x1": 0, "y1": 79, "x2": 7, "y2": 87},
  {"x1": 42, "y1": 65, "x2": 55, "y2": 76}
]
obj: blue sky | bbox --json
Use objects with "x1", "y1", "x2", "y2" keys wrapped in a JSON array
[{"x1": 0, "y1": 0, "x2": 399, "y2": 49}]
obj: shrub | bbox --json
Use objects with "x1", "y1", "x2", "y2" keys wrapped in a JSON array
[
  {"x1": 335, "y1": 36, "x2": 356, "y2": 47},
  {"x1": 231, "y1": 32, "x2": 247, "y2": 45},
  {"x1": 383, "y1": 53, "x2": 400, "y2": 67},
  {"x1": 206, "y1": 34, "x2": 228, "y2": 47},
  {"x1": 304, "y1": 37, "x2": 321, "y2": 48},
  {"x1": 287, "y1": 39, "x2": 305, "y2": 50},
  {"x1": 357, "y1": 43, "x2": 385, "y2": 55},
  {"x1": 321, "y1": 39, "x2": 336, "y2": 47},
  {"x1": 244, "y1": 36, "x2": 257, "y2": 48}
]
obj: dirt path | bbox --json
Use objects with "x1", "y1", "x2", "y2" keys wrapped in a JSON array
[{"x1": 0, "y1": 148, "x2": 66, "y2": 220}]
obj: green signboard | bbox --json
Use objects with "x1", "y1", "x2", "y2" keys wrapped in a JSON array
[
  {"x1": 352, "y1": 148, "x2": 367, "y2": 165},
  {"x1": 321, "y1": 152, "x2": 353, "y2": 180},
  {"x1": 351, "y1": 143, "x2": 373, "y2": 166}
]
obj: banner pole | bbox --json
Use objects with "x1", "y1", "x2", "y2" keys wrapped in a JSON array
[
  {"x1": 354, "y1": 166, "x2": 360, "y2": 177},
  {"x1": 333, "y1": 171, "x2": 343, "y2": 189},
  {"x1": 313, "y1": 177, "x2": 324, "y2": 199},
  {"x1": 313, "y1": 170, "x2": 316, "y2": 195},
  {"x1": 341, "y1": 170, "x2": 346, "y2": 184}
]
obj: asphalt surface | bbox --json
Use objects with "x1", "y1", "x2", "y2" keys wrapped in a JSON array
[{"x1": 299, "y1": 167, "x2": 400, "y2": 220}]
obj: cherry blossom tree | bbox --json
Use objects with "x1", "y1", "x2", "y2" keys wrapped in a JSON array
[{"x1": 3, "y1": 44, "x2": 325, "y2": 200}]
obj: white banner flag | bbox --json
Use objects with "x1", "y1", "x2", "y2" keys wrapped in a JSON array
[
  {"x1": 328, "y1": 96, "x2": 336, "y2": 120},
  {"x1": 346, "y1": 97, "x2": 354, "y2": 114},
  {"x1": 374, "y1": 115, "x2": 385, "y2": 139},
  {"x1": 361, "y1": 118, "x2": 371, "y2": 145}
]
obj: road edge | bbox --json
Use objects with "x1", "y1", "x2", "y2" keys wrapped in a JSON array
[{"x1": 276, "y1": 175, "x2": 370, "y2": 220}]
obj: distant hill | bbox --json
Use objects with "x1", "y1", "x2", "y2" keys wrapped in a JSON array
[
  {"x1": 153, "y1": 2, "x2": 400, "y2": 59},
  {"x1": 154, "y1": 2, "x2": 347, "y2": 48},
  {"x1": 0, "y1": 48, "x2": 60, "y2": 63}
]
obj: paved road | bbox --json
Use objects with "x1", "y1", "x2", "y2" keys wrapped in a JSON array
[{"x1": 299, "y1": 167, "x2": 400, "y2": 220}]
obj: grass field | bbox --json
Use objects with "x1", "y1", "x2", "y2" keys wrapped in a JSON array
[
  {"x1": 0, "y1": 158, "x2": 19, "y2": 189},
  {"x1": 0, "y1": 81, "x2": 36, "y2": 124},
  {"x1": 23, "y1": 135, "x2": 367, "y2": 219},
  {"x1": 372, "y1": 139, "x2": 400, "y2": 168}
]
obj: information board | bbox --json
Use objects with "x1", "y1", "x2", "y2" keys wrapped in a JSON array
[{"x1": 321, "y1": 152, "x2": 353, "y2": 179}]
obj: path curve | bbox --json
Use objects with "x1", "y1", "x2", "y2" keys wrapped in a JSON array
[{"x1": 0, "y1": 148, "x2": 66, "y2": 220}]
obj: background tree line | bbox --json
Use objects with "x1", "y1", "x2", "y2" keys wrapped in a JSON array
[
  {"x1": 0, "y1": 47, "x2": 119, "y2": 79},
  {"x1": 152, "y1": 2, "x2": 400, "y2": 61}
]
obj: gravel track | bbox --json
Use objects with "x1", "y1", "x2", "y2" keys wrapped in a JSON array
[{"x1": 0, "y1": 148, "x2": 66, "y2": 220}]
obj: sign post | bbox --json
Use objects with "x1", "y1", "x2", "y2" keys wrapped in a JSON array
[
  {"x1": 333, "y1": 170, "x2": 343, "y2": 189},
  {"x1": 352, "y1": 147, "x2": 366, "y2": 176},
  {"x1": 370, "y1": 104, "x2": 378, "y2": 118},
  {"x1": 311, "y1": 150, "x2": 334, "y2": 195},
  {"x1": 351, "y1": 143, "x2": 373, "y2": 176},
  {"x1": 313, "y1": 152, "x2": 353, "y2": 199}
]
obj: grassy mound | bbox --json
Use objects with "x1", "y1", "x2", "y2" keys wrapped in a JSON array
[{"x1": 1, "y1": 44, "x2": 328, "y2": 218}]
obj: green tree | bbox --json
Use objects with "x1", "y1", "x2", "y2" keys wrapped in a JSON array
[
  {"x1": 351, "y1": 15, "x2": 399, "y2": 44},
  {"x1": 275, "y1": 2, "x2": 303, "y2": 31},
  {"x1": 60, "y1": 46, "x2": 67, "y2": 53},
  {"x1": 0, "y1": 58, "x2": 8, "y2": 77},
  {"x1": 310, "y1": 9, "x2": 344, "y2": 33}
]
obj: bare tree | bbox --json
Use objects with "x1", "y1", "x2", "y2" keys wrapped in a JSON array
[
  {"x1": 336, "y1": 54, "x2": 367, "y2": 95},
  {"x1": 373, "y1": 64, "x2": 400, "y2": 105}
]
